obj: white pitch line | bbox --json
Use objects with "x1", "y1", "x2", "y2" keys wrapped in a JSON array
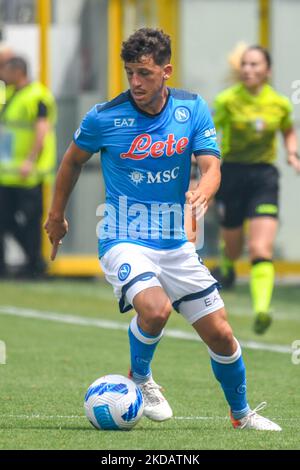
[
  {"x1": 0, "y1": 415, "x2": 86, "y2": 420},
  {"x1": 0, "y1": 305, "x2": 292, "y2": 354},
  {"x1": 0, "y1": 414, "x2": 222, "y2": 420},
  {"x1": 0, "y1": 414, "x2": 296, "y2": 422}
]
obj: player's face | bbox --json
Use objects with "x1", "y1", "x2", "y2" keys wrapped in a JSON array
[
  {"x1": 240, "y1": 49, "x2": 270, "y2": 90},
  {"x1": 125, "y1": 55, "x2": 172, "y2": 113}
]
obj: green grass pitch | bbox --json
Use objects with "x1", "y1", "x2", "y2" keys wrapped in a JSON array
[{"x1": 0, "y1": 279, "x2": 299, "y2": 450}]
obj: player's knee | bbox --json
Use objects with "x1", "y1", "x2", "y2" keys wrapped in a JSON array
[
  {"x1": 208, "y1": 323, "x2": 234, "y2": 349},
  {"x1": 150, "y1": 301, "x2": 172, "y2": 326},
  {"x1": 141, "y1": 299, "x2": 172, "y2": 331},
  {"x1": 248, "y1": 240, "x2": 273, "y2": 259}
]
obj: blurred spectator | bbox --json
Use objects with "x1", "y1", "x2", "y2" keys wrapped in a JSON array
[
  {"x1": 0, "y1": 43, "x2": 14, "y2": 108},
  {"x1": 0, "y1": 43, "x2": 14, "y2": 82},
  {"x1": 226, "y1": 41, "x2": 248, "y2": 84},
  {"x1": 0, "y1": 56, "x2": 57, "y2": 278},
  {"x1": 211, "y1": 46, "x2": 299, "y2": 334}
]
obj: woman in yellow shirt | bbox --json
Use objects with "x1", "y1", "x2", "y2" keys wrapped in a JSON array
[{"x1": 212, "y1": 45, "x2": 300, "y2": 334}]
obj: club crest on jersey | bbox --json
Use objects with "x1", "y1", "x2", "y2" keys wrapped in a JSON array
[
  {"x1": 120, "y1": 133, "x2": 189, "y2": 160},
  {"x1": 174, "y1": 106, "x2": 190, "y2": 123},
  {"x1": 118, "y1": 263, "x2": 131, "y2": 281}
]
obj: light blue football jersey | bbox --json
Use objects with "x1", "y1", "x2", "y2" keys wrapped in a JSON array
[{"x1": 73, "y1": 88, "x2": 220, "y2": 257}]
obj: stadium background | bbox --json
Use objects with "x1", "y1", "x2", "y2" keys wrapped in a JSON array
[{"x1": 1, "y1": 0, "x2": 299, "y2": 277}]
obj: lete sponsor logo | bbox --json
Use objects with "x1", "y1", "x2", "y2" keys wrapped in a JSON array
[{"x1": 120, "y1": 133, "x2": 189, "y2": 160}]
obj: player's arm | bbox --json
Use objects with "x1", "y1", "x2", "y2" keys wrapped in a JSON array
[
  {"x1": 20, "y1": 101, "x2": 51, "y2": 178},
  {"x1": 283, "y1": 127, "x2": 300, "y2": 173},
  {"x1": 44, "y1": 142, "x2": 93, "y2": 260},
  {"x1": 185, "y1": 154, "x2": 221, "y2": 217}
]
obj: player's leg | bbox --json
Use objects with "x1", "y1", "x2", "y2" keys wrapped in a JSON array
[
  {"x1": 176, "y1": 281, "x2": 250, "y2": 424},
  {"x1": 129, "y1": 285, "x2": 172, "y2": 381},
  {"x1": 193, "y1": 307, "x2": 249, "y2": 420},
  {"x1": 15, "y1": 185, "x2": 45, "y2": 277},
  {"x1": 0, "y1": 186, "x2": 17, "y2": 277},
  {"x1": 191, "y1": 306, "x2": 281, "y2": 431},
  {"x1": 217, "y1": 226, "x2": 244, "y2": 285},
  {"x1": 248, "y1": 216, "x2": 277, "y2": 334},
  {"x1": 247, "y1": 164, "x2": 279, "y2": 333},
  {"x1": 213, "y1": 163, "x2": 246, "y2": 288},
  {"x1": 128, "y1": 286, "x2": 173, "y2": 421},
  {"x1": 170, "y1": 244, "x2": 281, "y2": 430},
  {"x1": 100, "y1": 243, "x2": 173, "y2": 421}
]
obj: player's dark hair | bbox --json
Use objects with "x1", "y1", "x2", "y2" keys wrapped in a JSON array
[
  {"x1": 6, "y1": 56, "x2": 28, "y2": 75},
  {"x1": 121, "y1": 28, "x2": 171, "y2": 65},
  {"x1": 245, "y1": 45, "x2": 272, "y2": 68}
]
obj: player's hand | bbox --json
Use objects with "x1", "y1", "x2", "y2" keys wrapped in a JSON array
[
  {"x1": 44, "y1": 215, "x2": 68, "y2": 261},
  {"x1": 20, "y1": 159, "x2": 34, "y2": 179},
  {"x1": 185, "y1": 189, "x2": 208, "y2": 219},
  {"x1": 287, "y1": 153, "x2": 300, "y2": 173}
]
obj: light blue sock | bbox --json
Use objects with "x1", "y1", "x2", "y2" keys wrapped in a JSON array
[
  {"x1": 128, "y1": 315, "x2": 163, "y2": 384},
  {"x1": 209, "y1": 339, "x2": 250, "y2": 420}
]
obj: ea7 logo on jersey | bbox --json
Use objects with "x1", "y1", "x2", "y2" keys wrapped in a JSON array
[
  {"x1": 114, "y1": 118, "x2": 135, "y2": 127},
  {"x1": 121, "y1": 133, "x2": 189, "y2": 160},
  {"x1": 174, "y1": 106, "x2": 190, "y2": 123}
]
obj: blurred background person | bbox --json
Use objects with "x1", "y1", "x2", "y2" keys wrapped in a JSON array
[
  {"x1": 185, "y1": 43, "x2": 248, "y2": 249},
  {"x1": 0, "y1": 42, "x2": 14, "y2": 82},
  {"x1": 211, "y1": 45, "x2": 300, "y2": 334},
  {"x1": 225, "y1": 41, "x2": 248, "y2": 85},
  {"x1": 0, "y1": 42, "x2": 14, "y2": 108},
  {"x1": 0, "y1": 56, "x2": 57, "y2": 278}
]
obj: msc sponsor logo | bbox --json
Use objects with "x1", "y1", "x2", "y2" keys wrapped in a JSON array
[
  {"x1": 147, "y1": 167, "x2": 179, "y2": 184},
  {"x1": 174, "y1": 106, "x2": 190, "y2": 123},
  {"x1": 120, "y1": 133, "x2": 189, "y2": 160},
  {"x1": 118, "y1": 263, "x2": 131, "y2": 281},
  {"x1": 129, "y1": 167, "x2": 180, "y2": 185},
  {"x1": 129, "y1": 171, "x2": 145, "y2": 185},
  {"x1": 114, "y1": 118, "x2": 135, "y2": 127}
]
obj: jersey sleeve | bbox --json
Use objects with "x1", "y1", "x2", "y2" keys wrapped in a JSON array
[
  {"x1": 73, "y1": 105, "x2": 102, "y2": 153},
  {"x1": 192, "y1": 97, "x2": 221, "y2": 158},
  {"x1": 280, "y1": 97, "x2": 294, "y2": 132},
  {"x1": 37, "y1": 101, "x2": 48, "y2": 118}
]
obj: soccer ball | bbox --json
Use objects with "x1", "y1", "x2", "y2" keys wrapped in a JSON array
[{"x1": 84, "y1": 374, "x2": 144, "y2": 430}]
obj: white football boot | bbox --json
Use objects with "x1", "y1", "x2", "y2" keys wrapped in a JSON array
[
  {"x1": 137, "y1": 377, "x2": 173, "y2": 422},
  {"x1": 230, "y1": 402, "x2": 282, "y2": 431}
]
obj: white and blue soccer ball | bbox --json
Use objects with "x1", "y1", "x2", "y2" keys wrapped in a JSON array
[{"x1": 84, "y1": 374, "x2": 144, "y2": 430}]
